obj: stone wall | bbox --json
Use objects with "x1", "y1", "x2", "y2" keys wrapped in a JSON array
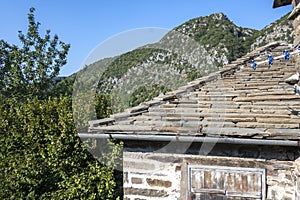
[
  {"x1": 123, "y1": 144, "x2": 300, "y2": 200},
  {"x1": 123, "y1": 152, "x2": 182, "y2": 200},
  {"x1": 294, "y1": 15, "x2": 300, "y2": 45},
  {"x1": 291, "y1": 1, "x2": 300, "y2": 72},
  {"x1": 295, "y1": 157, "x2": 300, "y2": 200},
  {"x1": 294, "y1": 14, "x2": 300, "y2": 75}
]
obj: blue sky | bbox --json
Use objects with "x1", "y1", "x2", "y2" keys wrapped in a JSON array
[{"x1": 0, "y1": 0, "x2": 292, "y2": 76}]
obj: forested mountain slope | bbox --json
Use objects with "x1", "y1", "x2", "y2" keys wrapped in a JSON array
[{"x1": 53, "y1": 12, "x2": 293, "y2": 112}]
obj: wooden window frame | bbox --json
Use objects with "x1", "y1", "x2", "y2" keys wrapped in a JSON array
[{"x1": 187, "y1": 165, "x2": 266, "y2": 200}]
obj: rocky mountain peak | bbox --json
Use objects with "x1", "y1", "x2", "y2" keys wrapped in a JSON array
[{"x1": 210, "y1": 12, "x2": 228, "y2": 20}]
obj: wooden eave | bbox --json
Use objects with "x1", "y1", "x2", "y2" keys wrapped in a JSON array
[
  {"x1": 288, "y1": 2, "x2": 300, "y2": 19},
  {"x1": 273, "y1": 0, "x2": 292, "y2": 8}
]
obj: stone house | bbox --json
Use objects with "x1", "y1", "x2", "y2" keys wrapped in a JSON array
[
  {"x1": 81, "y1": 2, "x2": 300, "y2": 200},
  {"x1": 84, "y1": 42, "x2": 300, "y2": 199},
  {"x1": 273, "y1": 0, "x2": 300, "y2": 69}
]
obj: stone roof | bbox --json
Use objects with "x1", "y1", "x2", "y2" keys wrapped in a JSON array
[{"x1": 86, "y1": 42, "x2": 300, "y2": 143}]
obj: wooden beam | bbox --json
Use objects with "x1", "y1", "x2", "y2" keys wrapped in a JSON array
[{"x1": 273, "y1": 0, "x2": 292, "y2": 8}]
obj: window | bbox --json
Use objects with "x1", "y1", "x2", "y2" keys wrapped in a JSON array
[{"x1": 188, "y1": 165, "x2": 266, "y2": 200}]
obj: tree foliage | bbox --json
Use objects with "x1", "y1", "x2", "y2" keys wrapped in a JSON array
[
  {"x1": 0, "y1": 97, "x2": 122, "y2": 199},
  {"x1": 183, "y1": 13, "x2": 259, "y2": 63},
  {"x1": 0, "y1": 8, "x2": 122, "y2": 200},
  {"x1": 251, "y1": 12, "x2": 293, "y2": 49},
  {"x1": 129, "y1": 84, "x2": 169, "y2": 107},
  {"x1": 95, "y1": 93, "x2": 112, "y2": 119},
  {"x1": 0, "y1": 7, "x2": 70, "y2": 99},
  {"x1": 97, "y1": 48, "x2": 172, "y2": 93}
]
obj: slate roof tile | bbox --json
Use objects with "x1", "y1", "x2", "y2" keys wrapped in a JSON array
[{"x1": 88, "y1": 42, "x2": 300, "y2": 141}]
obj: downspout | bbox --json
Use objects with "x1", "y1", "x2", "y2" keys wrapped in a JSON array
[{"x1": 78, "y1": 133, "x2": 300, "y2": 147}]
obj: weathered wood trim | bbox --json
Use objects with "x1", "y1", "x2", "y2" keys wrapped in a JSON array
[
  {"x1": 180, "y1": 162, "x2": 189, "y2": 200},
  {"x1": 273, "y1": 0, "x2": 292, "y2": 8},
  {"x1": 289, "y1": 1, "x2": 300, "y2": 19},
  {"x1": 187, "y1": 164, "x2": 266, "y2": 199}
]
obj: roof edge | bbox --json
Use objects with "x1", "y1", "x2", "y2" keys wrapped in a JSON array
[{"x1": 79, "y1": 133, "x2": 300, "y2": 147}]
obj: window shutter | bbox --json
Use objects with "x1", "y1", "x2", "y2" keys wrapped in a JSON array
[{"x1": 188, "y1": 165, "x2": 266, "y2": 200}]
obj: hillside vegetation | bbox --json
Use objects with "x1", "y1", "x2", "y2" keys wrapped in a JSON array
[
  {"x1": 251, "y1": 12, "x2": 293, "y2": 49},
  {"x1": 53, "y1": 12, "x2": 293, "y2": 113},
  {"x1": 173, "y1": 13, "x2": 259, "y2": 66}
]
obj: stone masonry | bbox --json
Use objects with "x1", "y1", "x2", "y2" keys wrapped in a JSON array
[
  {"x1": 87, "y1": 41, "x2": 300, "y2": 199},
  {"x1": 289, "y1": 0, "x2": 300, "y2": 73},
  {"x1": 289, "y1": 2, "x2": 300, "y2": 198},
  {"x1": 123, "y1": 146, "x2": 300, "y2": 200}
]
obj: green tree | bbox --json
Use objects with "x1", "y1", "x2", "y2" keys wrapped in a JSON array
[
  {"x1": 95, "y1": 93, "x2": 112, "y2": 119},
  {"x1": 0, "y1": 96, "x2": 122, "y2": 199},
  {"x1": 0, "y1": 7, "x2": 70, "y2": 99},
  {"x1": 0, "y1": 7, "x2": 122, "y2": 200},
  {"x1": 129, "y1": 84, "x2": 169, "y2": 107}
]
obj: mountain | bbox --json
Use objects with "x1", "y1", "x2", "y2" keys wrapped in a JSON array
[
  {"x1": 52, "y1": 12, "x2": 293, "y2": 113},
  {"x1": 173, "y1": 13, "x2": 258, "y2": 66},
  {"x1": 251, "y1": 12, "x2": 293, "y2": 50}
]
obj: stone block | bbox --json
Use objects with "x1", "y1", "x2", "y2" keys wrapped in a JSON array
[
  {"x1": 124, "y1": 188, "x2": 168, "y2": 197},
  {"x1": 146, "y1": 178, "x2": 172, "y2": 188},
  {"x1": 297, "y1": 177, "x2": 300, "y2": 199},
  {"x1": 124, "y1": 172, "x2": 129, "y2": 183},
  {"x1": 295, "y1": 157, "x2": 300, "y2": 173},
  {"x1": 131, "y1": 177, "x2": 143, "y2": 184},
  {"x1": 123, "y1": 161, "x2": 156, "y2": 171}
]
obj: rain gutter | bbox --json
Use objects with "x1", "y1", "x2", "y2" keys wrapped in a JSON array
[{"x1": 78, "y1": 133, "x2": 300, "y2": 147}]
